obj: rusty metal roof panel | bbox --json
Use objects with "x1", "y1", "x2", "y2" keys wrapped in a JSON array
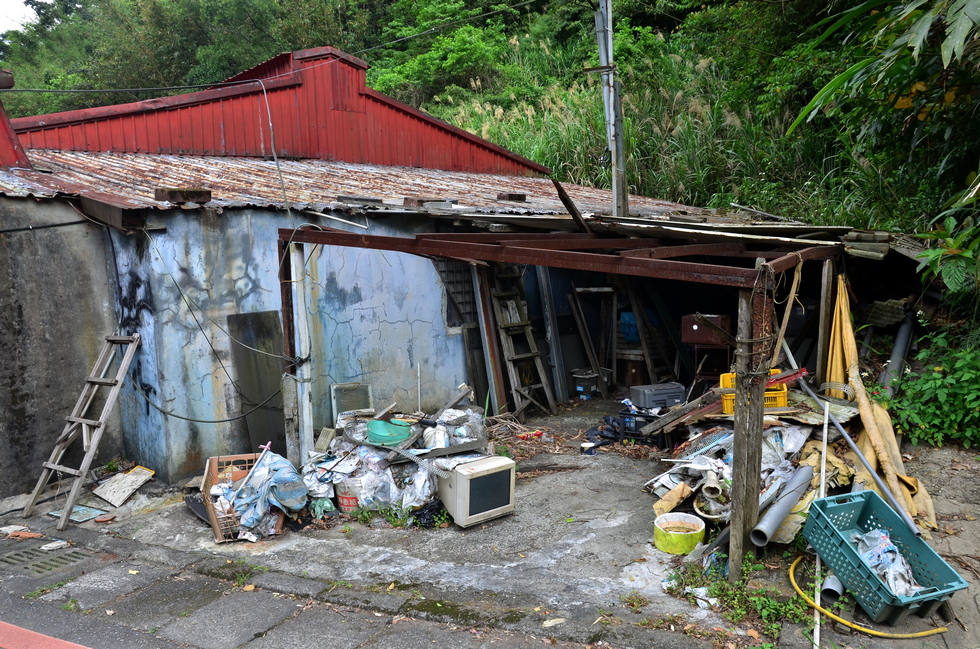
[{"x1": 6, "y1": 150, "x2": 709, "y2": 219}]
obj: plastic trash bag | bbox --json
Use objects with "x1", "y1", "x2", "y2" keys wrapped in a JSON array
[
  {"x1": 234, "y1": 452, "x2": 308, "y2": 534},
  {"x1": 851, "y1": 529, "x2": 923, "y2": 597},
  {"x1": 358, "y1": 467, "x2": 400, "y2": 510},
  {"x1": 401, "y1": 466, "x2": 435, "y2": 510}
]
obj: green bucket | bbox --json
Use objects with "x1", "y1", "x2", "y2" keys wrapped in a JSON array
[
  {"x1": 654, "y1": 513, "x2": 705, "y2": 555},
  {"x1": 366, "y1": 419, "x2": 413, "y2": 445}
]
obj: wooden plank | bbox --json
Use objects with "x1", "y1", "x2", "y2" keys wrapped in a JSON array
[
  {"x1": 551, "y1": 179, "x2": 592, "y2": 234},
  {"x1": 626, "y1": 281, "x2": 656, "y2": 385},
  {"x1": 637, "y1": 388, "x2": 722, "y2": 435},
  {"x1": 536, "y1": 266, "x2": 568, "y2": 403},
  {"x1": 92, "y1": 466, "x2": 155, "y2": 507},
  {"x1": 815, "y1": 259, "x2": 835, "y2": 386}
]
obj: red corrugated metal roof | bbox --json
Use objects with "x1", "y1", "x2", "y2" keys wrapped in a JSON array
[{"x1": 9, "y1": 47, "x2": 549, "y2": 176}]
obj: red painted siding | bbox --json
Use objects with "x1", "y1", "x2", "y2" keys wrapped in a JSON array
[{"x1": 10, "y1": 47, "x2": 549, "y2": 176}]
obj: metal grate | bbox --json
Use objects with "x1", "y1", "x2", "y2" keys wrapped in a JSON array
[{"x1": 0, "y1": 547, "x2": 90, "y2": 575}]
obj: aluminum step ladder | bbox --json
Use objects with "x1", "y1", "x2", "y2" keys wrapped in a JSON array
[
  {"x1": 23, "y1": 334, "x2": 141, "y2": 530},
  {"x1": 490, "y1": 269, "x2": 557, "y2": 419}
]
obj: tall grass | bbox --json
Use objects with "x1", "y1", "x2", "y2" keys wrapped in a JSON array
[{"x1": 424, "y1": 39, "x2": 940, "y2": 230}]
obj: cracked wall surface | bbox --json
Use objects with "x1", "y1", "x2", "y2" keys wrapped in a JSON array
[{"x1": 113, "y1": 208, "x2": 466, "y2": 484}]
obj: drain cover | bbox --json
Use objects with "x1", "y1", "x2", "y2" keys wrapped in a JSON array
[{"x1": 0, "y1": 547, "x2": 91, "y2": 575}]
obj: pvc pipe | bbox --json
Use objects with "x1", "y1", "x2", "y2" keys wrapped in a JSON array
[
  {"x1": 799, "y1": 377, "x2": 921, "y2": 538},
  {"x1": 820, "y1": 572, "x2": 845, "y2": 607},
  {"x1": 702, "y1": 471, "x2": 723, "y2": 499},
  {"x1": 751, "y1": 464, "x2": 814, "y2": 547},
  {"x1": 783, "y1": 340, "x2": 921, "y2": 538},
  {"x1": 879, "y1": 309, "x2": 914, "y2": 398}
]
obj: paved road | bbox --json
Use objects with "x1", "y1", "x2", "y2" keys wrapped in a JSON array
[{"x1": 0, "y1": 527, "x2": 704, "y2": 649}]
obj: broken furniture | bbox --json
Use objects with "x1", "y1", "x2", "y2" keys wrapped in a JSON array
[{"x1": 23, "y1": 334, "x2": 141, "y2": 531}]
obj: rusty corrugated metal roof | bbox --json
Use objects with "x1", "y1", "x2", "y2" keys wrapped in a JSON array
[{"x1": 0, "y1": 149, "x2": 706, "y2": 218}]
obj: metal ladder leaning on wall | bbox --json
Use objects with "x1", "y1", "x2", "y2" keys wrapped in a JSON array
[
  {"x1": 490, "y1": 267, "x2": 557, "y2": 419},
  {"x1": 22, "y1": 334, "x2": 141, "y2": 531}
]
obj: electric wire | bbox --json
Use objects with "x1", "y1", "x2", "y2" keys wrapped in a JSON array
[{"x1": 127, "y1": 372, "x2": 282, "y2": 424}]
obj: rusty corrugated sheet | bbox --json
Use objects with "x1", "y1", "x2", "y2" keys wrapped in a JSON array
[
  {"x1": 9, "y1": 47, "x2": 550, "y2": 177},
  {"x1": 3, "y1": 150, "x2": 704, "y2": 219}
]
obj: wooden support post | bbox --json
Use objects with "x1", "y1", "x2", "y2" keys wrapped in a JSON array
[
  {"x1": 729, "y1": 259, "x2": 770, "y2": 583},
  {"x1": 472, "y1": 265, "x2": 506, "y2": 415},
  {"x1": 289, "y1": 243, "x2": 315, "y2": 466},
  {"x1": 536, "y1": 266, "x2": 568, "y2": 403},
  {"x1": 815, "y1": 259, "x2": 835, "y2": 387}
]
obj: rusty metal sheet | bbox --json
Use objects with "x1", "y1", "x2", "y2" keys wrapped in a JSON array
[
  {"x1": 279, "y1": 227, "x2": 764, "y2": 287},
  {"x1": 3, "y1": 150, "x2": 709, "y2": 219}
]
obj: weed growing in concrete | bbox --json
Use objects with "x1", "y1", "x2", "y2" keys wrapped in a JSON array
[
  {"x1": 637, "y1": 613, "x2": 685, "y2": 630},
  {"x1": 61, "y1": 599, "x2": 80, "y2": 612},
  {"x1": 24, "y1": 579, "x2": 73, "y2": 599},
  {"x1": 594, "y1": 608, "x2": 623, "y2": 626},
  {"x1": 667, "y1": 551, "x2": 809, "y2": 637},
  {"x1": 326, "y1": 580, "x2": 353, "y2": 593},
  {"x1": 621, "y1": 590, "x2": 650, "y2": 613},
  {"x1": 381, "y1": 505, "x2": 412, "y2": 528},
  {"x1": 341, "y1": 523, "x2": 353, "y2": 538},
  {"x1": 350, "y1": 508, "x2": 374, "y2": 525}
]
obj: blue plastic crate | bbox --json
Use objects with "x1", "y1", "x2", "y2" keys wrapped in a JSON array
[{"x1": 803, "y1": 491, "x2": 967, "y2": 625}]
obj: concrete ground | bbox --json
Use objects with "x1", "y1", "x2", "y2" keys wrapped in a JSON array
[{"x1": 1, "y1": 397, "x2": 977, "y2": 649}]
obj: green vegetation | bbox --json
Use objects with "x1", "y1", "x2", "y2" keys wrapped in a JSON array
[
  {"x1": 4, "y1": 1, "x2": 980, "y2": 432},
  {"x1": 666, "y1": 552, "x2": 809, "y2": 639},
  {"x1": 888, "y1": 327, "x2": 980, "y2": 446},
  {"x1": 61, "y1": 598, "x2": 80, "y2": 611},
  {"x1": 24, "y1": 578, "x2": 73, "y2": 599},
  {"x1": 620, "y1": 589, "x2": 650, "y2": 613}
]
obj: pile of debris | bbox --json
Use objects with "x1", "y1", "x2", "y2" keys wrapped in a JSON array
[{"x1": 196, "y1": 386, "x2": 518, "y2": 543}]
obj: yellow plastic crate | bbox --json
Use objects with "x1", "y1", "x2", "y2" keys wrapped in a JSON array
[
  {"x1": 721, "y1": 389, "x2": 788, "y2": 414},
  {"x1": 720, "y1": 369, "x2": 788, "y2": 414},
  {"x1": 720, "y1": 368, "x2": 781, "y2": 389}
]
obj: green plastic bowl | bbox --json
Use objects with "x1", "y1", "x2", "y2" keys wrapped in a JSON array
[{"x1": 366, "y1": 419, "x2": 413, "y2": 445}]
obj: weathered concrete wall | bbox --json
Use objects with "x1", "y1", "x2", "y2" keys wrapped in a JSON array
[
  {"x1": 111, "y1": 208, "x2": 467, "y2": 485},
  {"x1": 0, "y1": 198, "x2": 121, "y2": 499}
]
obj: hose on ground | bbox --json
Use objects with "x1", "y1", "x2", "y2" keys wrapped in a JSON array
[{"x1": 788, "y1": 556, "x2": 947, "y2": 639}]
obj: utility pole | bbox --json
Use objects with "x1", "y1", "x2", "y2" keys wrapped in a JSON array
[{"x1": 593, "y1": 0, "x2": 628, "y2": 217}]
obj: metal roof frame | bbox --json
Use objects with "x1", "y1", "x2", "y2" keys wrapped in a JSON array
[{"x1": 277, "y1": 227, "x2": 840, "y2": 289}]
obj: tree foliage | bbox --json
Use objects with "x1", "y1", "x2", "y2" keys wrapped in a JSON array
[{"x1": 1, "y1": 0, "x2": 979, "y2": 243}]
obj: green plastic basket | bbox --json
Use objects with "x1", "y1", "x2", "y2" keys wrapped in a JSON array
[{"x1": 803, "y1": 491, "x2": 967, "y2": 625}]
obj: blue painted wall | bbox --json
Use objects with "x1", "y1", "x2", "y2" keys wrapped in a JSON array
[{"x1": 112, "y1": 208, "x2": 468, "y2": 483}]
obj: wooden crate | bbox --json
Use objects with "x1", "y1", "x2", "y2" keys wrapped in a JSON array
[{"x1": 202, "y1": 453, "x2": 284, "y2": 543}]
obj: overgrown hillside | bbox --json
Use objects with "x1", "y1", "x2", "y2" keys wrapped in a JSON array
[{"x1": 2, "y1": 1, "x2": 979, "y2": 414}]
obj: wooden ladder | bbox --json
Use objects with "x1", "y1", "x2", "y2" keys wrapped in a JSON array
[
  {"x1": 490, "y1": 269, "x2": 557, "y2": 419},
  {"x1": 23, "y1": 334, "x2": 141, "y2": 530}
]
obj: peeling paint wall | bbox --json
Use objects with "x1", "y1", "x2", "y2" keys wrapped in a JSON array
[
  {"x1": 0, "y1": 198, "x2": 121, "y2": 499},
  {"x1": 110, "y1": 208, "x2": 467, "y2": 485}
]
